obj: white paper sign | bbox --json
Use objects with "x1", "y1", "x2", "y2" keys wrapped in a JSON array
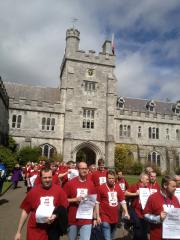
[
  {"x1": 108, "y1": 191, "x2": 118, "y2": 207},
  {"x1": 76, "y1": 194, "x2": 97, "y2": 219},
  {"x1": 77, "y1": 188, "x2": 88, "y2": 198},
  {"x1": 149, "y1": 189, "x2": 157, "y2": 195},
  {"x1": 29, "y1": 174, "x2": 38, "y2": 187},
  {"x1": 139, "y1": 188, "x2": 150, "y2": 210},
  {"x1": 99, "y1": 176, "x2": 106, "y2": 185},
  {"x1": 163, "y1": 208, "x2": 180, "y2": 239},
  {"x1": 175, "y1": 188, "x2": 180, "y2": 204},
  {"x1": 36, "y1": 196, "x2": 55, "y2": 223},
  {"x1": 68, "y1": 169, "x2": 79, "y2": 180}
]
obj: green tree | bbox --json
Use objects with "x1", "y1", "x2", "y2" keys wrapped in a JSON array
[
  {"x1": 0, "y1": 145, "x2": 17, "y2": 173},
  {"x1": 115, "y1": 144, "x2": 134, "y2": 174},
  {"x1": 50, "y1": 153, "x2": 63, "y2": 163},
  {"x1": 17, "y1": 146, "x2": 41, "y2": 166},
  {"x1": 8, "y1": 135, "x2": 17, "y2": 152}
]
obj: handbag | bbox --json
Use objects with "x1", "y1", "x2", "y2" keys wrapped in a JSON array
[{"x1": 90, "y1": 225, "x2": 105, "y2": 240}]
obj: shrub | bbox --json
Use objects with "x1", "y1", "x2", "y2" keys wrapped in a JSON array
[
  {"x1": 175, "y1": 167, "x2": 180, "y2": 175},
  {"x1": 17, "y1": 146, "x2": 41, "y2": 166},
  {"x1": 8, "y1": 135, "x2": 18, "y2": 153},
  {"x1": 115, "y1": 144, "x2": 134, "y2": 174},
  {"x1": 50, "y1": 153, "x2": 63, "y2": 163},
  {"x1": 131, "y1": 162, "x2": 144, "y2": 175},
  {"x1": 0, "y1": 145, "x2": 17, "y2": 173}
]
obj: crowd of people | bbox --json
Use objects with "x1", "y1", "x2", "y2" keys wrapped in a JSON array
[{"x1": 10, "y1": 158, "x2": 180, "y2": 240}]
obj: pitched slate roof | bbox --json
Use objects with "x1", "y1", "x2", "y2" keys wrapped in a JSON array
[
  {"x1": 121, "y1": 97, "x2": 175, "y2": 115},
  {"x1": 4, "y1": 82, "x2": 60, "y2": 103}
]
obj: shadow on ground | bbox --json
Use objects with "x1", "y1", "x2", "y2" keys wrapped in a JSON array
[{"x1": 0, "y1": 199, "x2": 9, "y2": 205}]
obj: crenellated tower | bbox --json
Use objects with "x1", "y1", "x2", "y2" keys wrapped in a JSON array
[{"x1": 60, "y1": 28, "x2": 117, "y2": 167}]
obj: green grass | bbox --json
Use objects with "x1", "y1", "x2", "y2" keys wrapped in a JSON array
[
  {"x1": 124, "y1": 175, "x2": 162, "y2": 185},
  {"x1": 2, "y1": 181, "x2": 12, "y2": 193}
]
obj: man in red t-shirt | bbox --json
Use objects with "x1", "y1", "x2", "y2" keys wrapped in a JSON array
[
  {"x1": 14, "y1": 167, "x2": 68, "y2": 240},
  {"x1": 91, "y1": 158, "x2": 108, "y2": 187},
  {"x1": 96, "y1": 170, "x2": 129, "y2": 240},
  {"x1": 126, "y1": 172, "x2": 149, "y2": 240},
  {"x1": 116, "y1": 170, "x2": 129, "y2": 193},
  {"x1": 147, "y1": 171, "x2": 160, "y2": 194},
  {"x1": 144, "y1": 175, "x2": 180, "y2": 240},
  {"x1": 63, "y1": 161, "x2": 97, "y2": 240}
]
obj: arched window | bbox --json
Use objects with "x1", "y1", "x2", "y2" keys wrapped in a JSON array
[
  {"x1": 147, "y1": 151, "x2": 161, "y2": 167},
  {"x1": 40, "y1": 144, "x2": 56, "y2": 159}
]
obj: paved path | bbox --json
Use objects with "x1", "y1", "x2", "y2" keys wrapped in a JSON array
[
  {"x1": 0, "y1": 181, "x2": 26, "y2": 240},
  {"x1": 0, "y1": 182, "x2": 132, "y2": 240}
]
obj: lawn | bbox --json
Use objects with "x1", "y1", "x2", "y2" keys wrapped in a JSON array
[
  {"x1": 125, "y1": 175, "x2": 162, "y2": 185},
  {"x1": 2, "y1": 181, "x2": 12, "y2": 193}
]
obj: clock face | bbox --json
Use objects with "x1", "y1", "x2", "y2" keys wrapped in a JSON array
[{"x1": 88, "y1": 69, "x2": 94, "y2": 76}]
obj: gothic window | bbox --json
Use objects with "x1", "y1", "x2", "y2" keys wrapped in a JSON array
[
  {"x1": 82, "y1": 109, "x2": 94, "y2": 129},
  {"x1": 12, "y1": 114, "x2": 22, "y2": 128},
  {"x1": 176, "y1": 129, "x2": 180, "y2": 140},
  {"x1": 149, "y1": 127, "x2": 159, "y2": 139},
  {"x1": 119, "y1": 124, "x2": 131, "y2": 138},
  {"x1": 41, "y1": 144, "x2": 55, "y2": 159},
  {"x1": 84, "y1": 81, "x2": 96, "y2": 95},
  {"x1": 41, "y1": 117, "x2": 55, "y2": 131},
  {"x1": 138, "y1": 126, "x2": 142, "y2": 138},
  {"x1": 148, "y1": 151, "x2": 161, "y2": 167},
  {"x1": 166, "y1": 128, "x2": 170, "y2": 140}
]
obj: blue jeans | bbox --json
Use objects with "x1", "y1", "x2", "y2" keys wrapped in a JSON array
[
  {"x1": 101, "y1": 222, "x2": 117, "y2": 240},
  {"x1": 67, "y1": 224, "x2": 92, "y2": 240}
]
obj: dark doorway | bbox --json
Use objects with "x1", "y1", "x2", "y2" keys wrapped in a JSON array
[{"x1": 76, "y1": 147, "x2": 96, "y2": 166}]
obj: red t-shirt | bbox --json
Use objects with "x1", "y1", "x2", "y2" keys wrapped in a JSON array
[
  {"x1": 63, "y1": 176, "x2": 96, "y2": 225},
  {"x1": 127, "y1": 182, "x2": 146, "y2": 218},
  {"x1": 97, "y1": 183, "x2": 125, "y2": 223},
  {"x1": 20, "y1": 184, "x2": 68, "y2": 240},
  {"x1": 34, "y1": 174, "x2": 60, "y2": 186},
  {"x1": 91, "y1": 169, "x2": 108, "y2": 187},
  {"x1": 147, "y1": 181, "x2": 160, "y2": 194},
  {"x1": 117, "y1": 177, "x2": 129, "y2": 193},
  {"x1": 144, "y1": 191, "x2": 180, "y2": 240}
]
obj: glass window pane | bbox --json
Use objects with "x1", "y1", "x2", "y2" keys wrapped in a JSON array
[
  {"x1": 12, "y1": 115, "x2": 16, "y2": 122},
  {"x1": 42, "y1": 117, "x2": 46, "y2": 125},
  {"x1": 17, "y1": 115, "x2": 22, "y2": 123},
  {"x1": 47, "y1": 118, "x2": 50, "y2": 126},
  {"x1": 51, "y1": 118, "x2": 55, "y2": 125},
  {"x1": 44, "y1": 145, "x2": 49, "y2": 157}
]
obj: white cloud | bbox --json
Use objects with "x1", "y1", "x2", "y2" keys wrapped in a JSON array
[{"x1": 0, "y1": 0, "x2": 179, "y2": 101}]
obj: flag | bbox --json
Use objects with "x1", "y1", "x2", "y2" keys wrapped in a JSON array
[{"x1": 111, "y1": 33, "x2": 115, "y2": 55}]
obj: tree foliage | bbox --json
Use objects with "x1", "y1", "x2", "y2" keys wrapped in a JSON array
[
  {"x1": 0, "y1": 145, "x2": 17, "y2": 173},
  {"x1": 115, "y1": 144, "x2": 134, "y2": 174},
  {"x1": 17, "y1": 146, "x2": 41, "y2": 166},
  {"x1": 8, "y1": 135, "x2": 17, "y2": 152}
]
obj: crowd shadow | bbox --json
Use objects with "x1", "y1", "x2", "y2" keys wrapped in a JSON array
[{"x1": 0, "y1": 199, "x2": 9, "y2": 205}]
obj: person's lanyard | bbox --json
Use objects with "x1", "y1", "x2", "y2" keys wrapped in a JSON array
[{"x1": 106, "y1": 183, "x2": 115, "y2": 192}]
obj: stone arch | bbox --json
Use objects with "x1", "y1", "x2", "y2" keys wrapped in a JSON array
[
  {"x1": 40, "y1": 143, "x2": 56, "y2": 159},
  {"x1": 72, "y1": 142, "x2": 102, "y2": 166},
  {"x1": 147, "y1": 150, "x2": 162, "y2": 167}
]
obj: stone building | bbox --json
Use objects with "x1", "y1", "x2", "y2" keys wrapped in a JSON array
[
  {"x1": 4, "y1": 28, "x2": 180, "y2": 172},
  {"x1": 0, "y1": 77, "x2": 9, "y2": 146}
]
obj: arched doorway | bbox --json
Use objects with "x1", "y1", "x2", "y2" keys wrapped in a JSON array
[{"x1": 76, "y1": 147, "x2": 96, "y2": 166}]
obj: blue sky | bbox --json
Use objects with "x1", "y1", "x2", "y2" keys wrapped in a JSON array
[{"x1": 0, "y1": 0, "x2": 179, "y2": 101}]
